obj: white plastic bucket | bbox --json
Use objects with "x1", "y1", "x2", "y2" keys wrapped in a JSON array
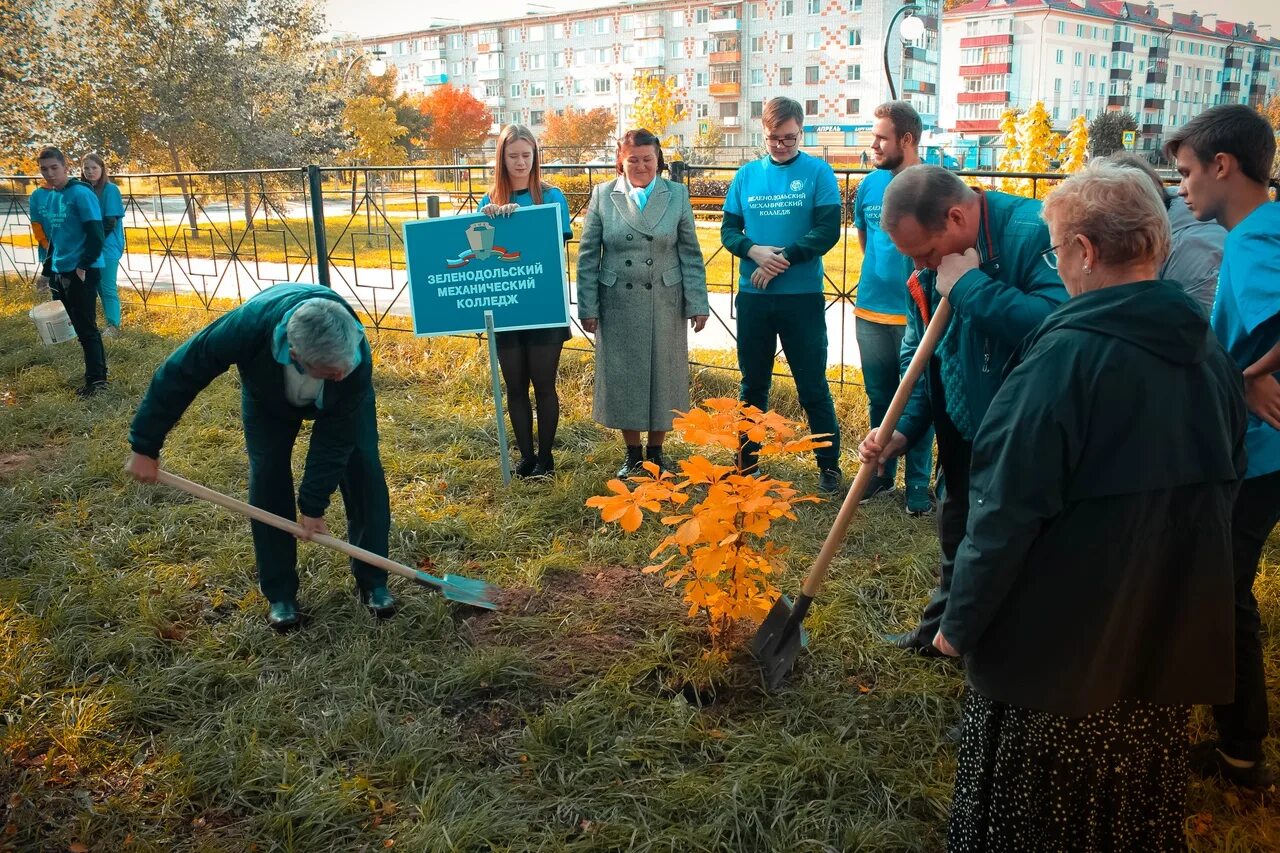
[{"x1": 29, "y1": 300, "x2": 77, "y2": 346}]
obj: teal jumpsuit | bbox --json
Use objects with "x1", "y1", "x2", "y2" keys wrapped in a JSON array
[{"x1": 129, "y1": 284, "x2": 389, "y2": 602}]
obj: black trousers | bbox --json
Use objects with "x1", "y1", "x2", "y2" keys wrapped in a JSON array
[
  {"x1": 1214, "y1": 469, "x2": 1280, "y2": 761},
  {"x1": 54, "y1": 269, "x2": 107, "y2": 385},
  {"x1": 912, "y1": 357, "x2": 973, "y2": 644}
]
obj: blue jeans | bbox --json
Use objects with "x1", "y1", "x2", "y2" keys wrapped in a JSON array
[
  {"x1": 97, "y1": 252, "x2": 122, "y2": 327},
  {"x1": 855, "y1": 316, "x2": 933, "y2": 488}
]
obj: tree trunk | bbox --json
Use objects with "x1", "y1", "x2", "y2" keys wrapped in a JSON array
[{"x1": 168, "y1": 142, "x2": 199, "y2": 237}]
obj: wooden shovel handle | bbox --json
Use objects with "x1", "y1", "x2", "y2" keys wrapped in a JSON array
[
  {"x1": 155, "y1": 469, "x2": 425, "y2": 584},
  {"x1": 800, "y1": 299, "x2": 953, "y2": 598}
]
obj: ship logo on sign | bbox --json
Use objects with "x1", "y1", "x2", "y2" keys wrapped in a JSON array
[{"x1": 446, "y1": 220, "x2": 523, "y2": 268}]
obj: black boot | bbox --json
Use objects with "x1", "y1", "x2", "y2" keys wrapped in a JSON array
[
  {"x1": 617, "y1": 445, "x2": 643, "y2": 478},
  {"x1": 645, "y1": 444, "x2": 670, "y2": 475},
  {"x1": 531, "y1": 451, "x2": 555, "y2": 479},
  {"x1": 514, "y1": 456, "x2": 537, "y2": 478}
]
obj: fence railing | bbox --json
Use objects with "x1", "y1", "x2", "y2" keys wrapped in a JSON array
[{"x1": 0, "y1": 164, "x2": 1079, "y2": 385}]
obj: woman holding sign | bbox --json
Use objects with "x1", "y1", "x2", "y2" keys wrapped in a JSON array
[
  {"x1": 577, "y1": 129, "x2": 709, "y2": 478},
  {"x1": 480, "y1": 125, "x2": 574, "y2": 479}
]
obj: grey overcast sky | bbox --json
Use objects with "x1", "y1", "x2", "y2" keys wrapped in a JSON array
[{"x1": 323, "y1": 0, "x2": 1278, "y2": 39}]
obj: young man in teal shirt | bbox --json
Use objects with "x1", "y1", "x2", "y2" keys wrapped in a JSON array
[
  {"x1": 37, "y1": 146, "x2": 108, "y2": 397},
  {"x1": 854, "y1": 101, "x2": 934, "y2": 514},
  {"x1": 858, "y1": 165, "x2": 1067, "y2": 656},
  {"x1": 721, "y1": 97, "x2": 843, "y2": 493},
  {"x1": 29, "y1": 180, "x2": 53, "y2": 294},
  {"x1": 1167, "y1": 104, "x2": 1280, "y2": 789}
]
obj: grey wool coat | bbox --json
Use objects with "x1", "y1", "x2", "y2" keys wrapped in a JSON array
[{"x1": 577, "y1": 177, "x2": 709, "y2": 431}]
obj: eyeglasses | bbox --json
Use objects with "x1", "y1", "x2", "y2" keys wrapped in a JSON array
[
  {"x1": 766, "y1": 134, "x2": 800, "y2": 147},
  {"x1": 1040, "y1": 245, "x2": 1059, "y2": 271}
]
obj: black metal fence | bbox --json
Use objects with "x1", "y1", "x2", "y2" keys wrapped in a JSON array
[{"x1": 0, "y1": 163, "x2": 1076, "y2": 385}]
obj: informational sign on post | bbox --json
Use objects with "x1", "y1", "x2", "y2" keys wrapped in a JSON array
[
  {"x1": 1122, "y1": 130, "x2": 1137, "y2": 150},
  {"x1": 403, "y1": 204, "x2": 570, "y2": 337},
  {"x1": 403, "y1": 205, "x2": 571, "y2": 484}
]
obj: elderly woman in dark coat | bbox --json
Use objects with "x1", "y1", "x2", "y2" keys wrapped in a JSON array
[
  {"x1": 577, "y1": 129, "x2": 709, "y2": 477},
  {"x1": 935, "y1": 163, "x2": 1247, "y2": 850}
]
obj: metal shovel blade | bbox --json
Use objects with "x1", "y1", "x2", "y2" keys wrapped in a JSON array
[
  {"x1": 751, "y1": 594, "x2": 811, "y2": 690},
  {"x1": 411, "y1": 570, "x2": 500, "y2": 610}
]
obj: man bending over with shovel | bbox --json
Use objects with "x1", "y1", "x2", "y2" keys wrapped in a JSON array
[
  {"x1": 859, "y1": 166, "x2": 1066, "y2": 657},
  {"x1": 124, "y1": 284, "x2": 395, "y2": 630}
]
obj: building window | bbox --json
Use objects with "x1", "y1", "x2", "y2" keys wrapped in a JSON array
[
  {"x1": 808, "y1": 0, "x2": 821, "y2": 12},
  {"x1": 554, "y1": 52, "x2": 565, "y2": 68},
  {"x1": 751, "y1": 100, "x2": 764, "y2": 117},
  {"x1": 595, "y1": 78, "x2": 611, "y2": 93},
  {"x1": 1087, "y1": 82, "x2": 1095, "y2": 95},
  {"x1": 781, "y1": 0, "x2": 794, "y2": 16},
  {"x1": 696, "y1": 103, "x2": 709, "y2": 118},
  {"x1": 781, "y1": 34, "x2": 794, "y2": 50},
  {"x1": 696, "y1": 8, "x2": 709, "y2": 23},
  {"x1": 779, "y1": 67, "x2": 793, "y2": 85},
  {"x1": 1074, "y1": 51, "x2": 1082, "y2": 66},
  {"x1": 528, "y1": 25, "x2": 543, "y2": 42},
  {"x1": 1054, "y1": 78, "x2": 1062, "y2": 93},
  {"x1": 803, "y1": 129, "x2": 817, "y2": 146},
  {"x1": 530, "y1": 110, "x2": 545, "y2": 125},
  {"x1": 751, "y1": 36, "x2": 765, "y2": 53},
  {"x1": 510, "y1": 83, "x2": 521, "y2": 97},
  {"x1": 849, "y1": 29, "x2": 862, "y2": 46},
  {"x1": 1055, "y1": 49, "x2": 1064, "y2": 64},
  {"x1": 595, "y1": 17, "x2": 610, "y2": 34},
  {"x1": 1072, "y1": 80, "x2": 1080, "y2": 94},
  {"x1": 846, "y1": 97, "x2": 860, "y2": 114},
  {"x1": 531, "y1": 54, "x2": 545, "y2": 69},
  {"x1": 553, "y1": 81, "x2": 565, "y2": 95},
  {"x1": 1089, "y1": 54, "x2": 1097, "y2": 67},
  {"x1": 751, "y1": 68, "x2": 764, "y2": 85},
  {"x1": 849, "y1": 0, "x2": 862, "y2": 9},
  {"x1": 670, "y1": 40, "x2": 685, "y2": 58},
  {"x1": 696, "y1": 72, "x2": 709, "y2": 87},
  {"x1": 807, "y1": 32, "x2": 822, "y2": 50},
  {"x1": 1057, "y1": 21, "x2": 1065, "y2": 34},
  {"x1": 805, "y1": 65, "x2": 820, "y2": 84},
  {"x1": 847, "y1": 64, "x2": 861, "y2": 81},
  {"x1": 805, "y1": 99, "x2": 818, "y2": 115}
]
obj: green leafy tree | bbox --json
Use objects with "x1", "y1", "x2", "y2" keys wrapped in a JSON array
[{"x1": 1087, "y1": 111, "x2": 1138, "y2": 158}]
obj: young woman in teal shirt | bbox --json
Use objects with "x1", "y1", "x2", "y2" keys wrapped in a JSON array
[
  {"x1": 82, "y1": 154, "x2": 125, "y2": 334},
  {"x1": 479, "y1": 125, "x2": 573, "y2": 478}
]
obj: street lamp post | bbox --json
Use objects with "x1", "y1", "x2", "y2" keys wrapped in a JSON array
[
  {"x1": 883, "y1": 4, "x2": 925, "y2": 100},
  {"x1": 606, "y1": 63, "x2": 630, "y2": 143},
  {"x1": 342, "y1": 48, "x2": 387, "y2": 84}
]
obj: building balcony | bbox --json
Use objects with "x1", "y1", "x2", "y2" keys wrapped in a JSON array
[
  {"x1": 955, "y1": 119, "x2": 1002, "y2": 132},
  {"x1": 721, "y1": 115, "x2": 741, "y2": 127},
  {"x1": 959, "y1": 62, "x2": 1012, "y2": 76},
  {"x1": 1110, "y1": 67, "x2": 1132, "y2": 80},
  {"x1": 709, "y1": 50, "x2": 741, "y2": 65},
  {"x1": 477, "y1": 42, "x2": 504, "y2": 54},
  {"x1": 477, "y1": 66, "x2": 503, "y2": 80},
  {"x1": 1249, "y1": 83, "x2": 1268, "y2": 100},
  {"x1": 957, "y1": 90, "x2": 1010, "y2": 104},
  {"x1": 1141, "y1": 123, "x2": 1164, "y2": 135},
  {"x1": 1255, "y1": 58, "x2": 1271, "y2": 72},
  {"x1": 1225, "y1": 56, "x2": 1244, "y2": 69},
  {"x1": 904, "y1": 79, "x2": 937, "y2": 95},
  {"x1": 1107, "y1": 94, "x2": 1129, "y2": 107},
  {"x1": 709, "y1": 81, "x2": 741, "y2": 97},
  {"x1": 918, "y1": 14, "x2": 939, "y2": 30},
  {"x1": 905, "y1": 45, "x2": 930, "y2": 61},
  {"x1": 634, "y1": 25, "x2": 664, "y2": 39},
  {"x1": 959, "y1": 34, "x2": 1013, "y2": 48},
  {"x1": 483, "y1": 95, "x2": 505, "y2": 107},
  {"x1": 1222, "y1": 81, "x2": 1241, "y2": 93},
  {"x1": 1143, "y1": 97, "x2": 1165, "y2": 110},
  {"x1": 422, "y1": 73, "x2": 449, "y2": 86},
  {"x1": 1146, "y1": 70, "x2": 1167, "y2": 84},
  {"x1": 1148, "y1": 45, "x2": 1169, "y2": 59},
  {"x1": 420, "y1": 48, "x2": 443, "y2": 60},
  {"x1": 707, "y1": 16, "x2": 741, "y2": 33},
  {"x1": 1111, "y1": 40, "x2": 1133, "y2": 53},
  {"x1": 635, "y1": 55, "x2": 664, "y2": 69}
]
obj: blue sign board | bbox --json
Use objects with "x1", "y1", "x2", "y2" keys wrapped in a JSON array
[{"x1": 404, "y1": 204, "x2": 570, "y2": 336}]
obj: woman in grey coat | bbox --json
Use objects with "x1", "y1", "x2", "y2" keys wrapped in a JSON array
[{"x1": 578, "y1": 129, "x2": 710, "y2": 478}]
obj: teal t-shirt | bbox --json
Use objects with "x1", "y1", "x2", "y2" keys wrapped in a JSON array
[
  {"x1": 46, "y1": 181, "x2": 104, "y2": 273},
  {"x1": 1212, "y1": 201, "x2": 1280, "y2": 479},
  {"x1": 29, "y1": 186, "x2": 52, "y2": 263},
  {"x1": 97, "y1": 182, "x2": 126, "y2": 258},
  {"x1": 478, "y1": 185, "x2": 573, "y2": 240},
  {"x1": 853, "y1": 168, "x2": 911, "y2": 321},
  {"x1": 724, "y1": 151, "x2": 841, "y2": 295}
]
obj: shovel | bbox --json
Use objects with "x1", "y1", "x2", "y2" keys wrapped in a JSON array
[
  {"x1": 156, "y1": 469, "x2": 499, "y2": 610},
  {"x1": 752, "y1": 300, "x2": 953, "y2": 689}
]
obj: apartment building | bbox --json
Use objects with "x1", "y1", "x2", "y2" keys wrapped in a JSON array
[
  {"x1": 940, "y1": 1, "x2": 1278, "y2": 151},
  {"x1": 344, "y1": 0, "x2": 941, "y2": 153}
]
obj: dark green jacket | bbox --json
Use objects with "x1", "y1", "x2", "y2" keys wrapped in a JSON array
[
  {"x1": 897, "y1": 191, "x2": 1067, "y2": 444},
  {"x1": 942, "y1": 281, "x2": 1246, "y2": 717},
  {"x1": 129, "y1": 284, "x2": 374, "y2": 518}
]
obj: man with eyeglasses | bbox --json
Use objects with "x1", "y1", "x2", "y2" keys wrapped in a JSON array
[
  {"x1": 858, "y1": 165, "x2": 1066, "y2": 657},
  {"x1": 721, "y1": 96, "x2": 844, "y2": 493}
]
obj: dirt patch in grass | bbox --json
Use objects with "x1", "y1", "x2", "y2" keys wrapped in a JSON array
[{"x1": 0, "y1": 451, "x2": 44, "y2": 479}]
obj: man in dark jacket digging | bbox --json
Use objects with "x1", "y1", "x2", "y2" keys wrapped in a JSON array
[
  {"x1": 124, "y1": 284, "x2": 395, "y2": 630},
  {"x1": 858, "y1": 165, "x2": 1068, "y2": 656}
]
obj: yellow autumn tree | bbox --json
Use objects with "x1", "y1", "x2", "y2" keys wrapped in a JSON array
[
  {"x1": 996, "y1": 108, "x2": 1022, "y2": 195},
  {"x1": 1015, "y1": 101, "x2": 1056, "y2": 196},
  {"x1": 630, "y1": 73, "x2": 682, "y2": 145},
  {"x1": 1061, "y1": 114, "x2": 1089, "y2": 174},
  {"x1": 586, "y1": 399, "x2": 829, "y2": 650}
]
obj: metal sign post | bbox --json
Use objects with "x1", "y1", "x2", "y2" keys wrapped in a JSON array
[{"x1": 484, "y1": 310, "x2": 512, "y2": 486}]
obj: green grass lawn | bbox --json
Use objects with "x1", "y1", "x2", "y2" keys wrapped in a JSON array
[{"x1": 0, "y1": 288, "x2": 1276, "y2": 852}]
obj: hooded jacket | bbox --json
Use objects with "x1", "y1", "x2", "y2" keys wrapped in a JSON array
[{"x1": 941, "y1": 280, "x2": 1246, "y2": 717}]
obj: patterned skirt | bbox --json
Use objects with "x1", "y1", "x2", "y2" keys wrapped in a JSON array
[{"x1": 949, "y1": 689, "x2": 1190, "y2": 852}]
